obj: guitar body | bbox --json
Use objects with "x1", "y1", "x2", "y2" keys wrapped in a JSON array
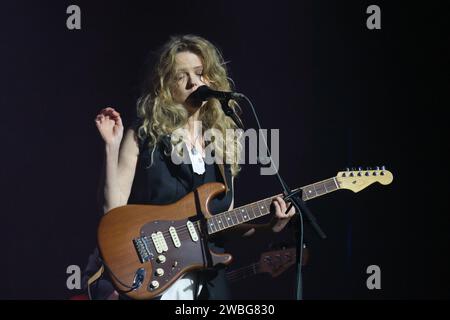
[{"x1": 97, "y1": 182, "x2": 232, "y2": 300}]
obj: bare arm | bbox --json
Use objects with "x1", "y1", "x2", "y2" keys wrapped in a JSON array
[
  {"x1": 95, "y1": 108, "x2": 139, "y2": 214},
  {"x1": 103, "y1": 129, "x2": 139, "y2": 213}
]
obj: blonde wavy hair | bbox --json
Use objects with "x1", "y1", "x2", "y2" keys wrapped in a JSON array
[{"x1": 136, "y1": 34, "x2": 242, "y2": 176}]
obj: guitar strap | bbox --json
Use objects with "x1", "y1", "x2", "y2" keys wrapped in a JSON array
[
  {"x1": 87, "y1": 265, "x2": 104, "y2": 300},
  {"x1": 217, "y1": 163, "x2": 229, "y2": 192},
  {"x1": 192, "y1": 170, "x2": 215, "y2": 300}
]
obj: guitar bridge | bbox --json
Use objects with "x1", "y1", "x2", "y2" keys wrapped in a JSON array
[{"x1": 133, "y1": 236, "x2": 154, "y2": 263}]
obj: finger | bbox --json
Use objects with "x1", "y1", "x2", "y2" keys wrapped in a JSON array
[
  {"x1": 115, "y1": 115, "x2": 123, "y2": 127},
  {"x1": 99, "y1": 107, "x2": 111, "y2": 114},
  {"x1": 276, "y1": 197, "x2": 287, "y2": 213},
  {"x1": 99, "y1": 108, "x2": 117, "y2": 117},
  {"x1": 273, "y1": 201, "x2": 282, "y2": 218},
  {"x1": 108, "y1": 110, "x2": 120, "y2": 118},
  {"x1": 107, "y1": 112, "x2": 122, "y2": 124},
  {"x1": 103, "y1": 109, "x2": 116, "y2": 117},
  {"x1": 275, "y1": 202, "x2": 288, "y2": 219},
  {"x1": 287, "y1": 203, "x2": 296, "y2": 216},
  {"x1": 95, "y1": 114, "x2": 105, "y2": 123}
]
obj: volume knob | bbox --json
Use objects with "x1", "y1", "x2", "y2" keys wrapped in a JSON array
[
  {"x1": 157, "y1": 255, "x2": 166, "y2": 263},
  {"x1": 149, "y1": 280, "x2": 159, "y2": 289},
  {"x1": 155, "y1": 268, "x2": 164, "y2": 276}
]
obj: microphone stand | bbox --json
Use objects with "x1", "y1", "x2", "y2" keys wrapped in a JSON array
[
  {"x1": 220, "y1": 95, "x2": 327, "y2": 300},
  {"x1": 220, "y1": 99, "x2": 245, "y2": 130}
]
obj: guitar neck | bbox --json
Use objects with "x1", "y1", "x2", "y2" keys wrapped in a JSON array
[
  {"x1": 225, "y1": 262, "x2": 260, "y2": 282},
  {"x1": 206, "y1": 176, "x2": 340, "y2": 235}
]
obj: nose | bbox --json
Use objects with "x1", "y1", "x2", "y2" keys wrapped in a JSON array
[{"x1": 187, "y1": 73, "x2": 202, "y2": 89}]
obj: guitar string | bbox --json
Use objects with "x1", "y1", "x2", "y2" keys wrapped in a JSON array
[
  {"x1": 140, "y1": 181, "x2": 331, "y2": 239},
  {"x1": 149, "y1": 193, "x2": 303, "y2": 241},
  {"x1": 153, "y1": 202, "x2": 273, "y2": 238},
  {"x1": 156, "y1": 208, "x2": 268, "y2": 240},
  {"x1": 225, "y1": 264, "x2": 259, "y2": 281},
  {"x1": 139, "y1": 181, "x2": 337, "y2": 247}
]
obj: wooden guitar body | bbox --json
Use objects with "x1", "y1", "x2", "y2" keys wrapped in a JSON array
[{"x1": 97, "y1": 182, "x2": 232, "y2": 300}]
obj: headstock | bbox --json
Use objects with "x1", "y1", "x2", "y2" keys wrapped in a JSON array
[
  {"x1": 336, "y1": 166, "x2": 393, "y2": 193},
  {"x1": 259, "y1": 247, "x2": 308, "y2": 277}
]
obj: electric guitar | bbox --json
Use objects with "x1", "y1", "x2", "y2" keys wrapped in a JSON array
[
  {"x1": 226, "y1": 246, "x2": 307, "y2": 283},
  {"x1": 97, "y1": 167, "x2": 393, "y2": 299}
]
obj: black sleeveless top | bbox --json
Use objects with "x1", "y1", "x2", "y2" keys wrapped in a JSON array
[
  {"x1": 128, "y1": 133, "x2": 233, "y2": 216},
  {"x1": 127, "y1": 126, "x2": 233, "y2": 300}
]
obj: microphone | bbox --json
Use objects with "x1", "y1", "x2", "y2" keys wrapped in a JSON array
[
  {"x1": 186, "y1": 85, "x2": 245, "y2": 129},
  {"x1": 186, "y1": 85, "x2": 244, "y2": 105}
]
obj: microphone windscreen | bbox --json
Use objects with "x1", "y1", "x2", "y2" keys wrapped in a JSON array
[{"x1": 186, "y1": 85, "x2": 211, "y2": 105}]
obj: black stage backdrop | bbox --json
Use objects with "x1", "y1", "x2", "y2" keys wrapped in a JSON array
[{"x1": 0, "y1": 0, "x2": 448, "y2": 299}]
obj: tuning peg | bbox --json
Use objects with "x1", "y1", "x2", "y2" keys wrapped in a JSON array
[
  {"x1": 365, "y1": 171, "x2": 370, "y2": 176},
  {"x1": 375, "y1": 166, "x2": 380, "y2": 170},
  {"x1": 358, "y1": 167, "x2": 362, "y2": 171},
  {"x1": 366, "y1": 166, "x2": 372, "y2": 170},
  {"x1": 381, "y1": 165, "x2": 386, "y2": 175}
]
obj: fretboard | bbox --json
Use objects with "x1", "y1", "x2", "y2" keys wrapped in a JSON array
[
  {"x1": 205, "y1": 176, "x2": 340, "y2": 235},
  {"x1": 225, "y1": 263, "x2": 260, "y2": 282}
]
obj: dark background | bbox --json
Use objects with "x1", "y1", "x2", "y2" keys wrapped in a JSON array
[{"x1": 0, "y1": 0, "x2": 448, "y2": 299}]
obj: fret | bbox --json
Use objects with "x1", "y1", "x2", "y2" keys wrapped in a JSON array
[
  {"x1": 302, "y1": 192, "x2": 308, "y2": 201},
  {"x1": 217, "y1": 213, "x2": 226, "y2": 228},
  {"x1": 313, "y1": 182, "x2": 326, "y2": 195},
  {"x1": 233, "y1": 210, "x2": 242, "y2": 224},
  {"x1": 253, "y1": 202, "x2": 262, "y2": 217},
  {"x1": 213, "y1": 216, "x2": 224, "y2": 231},
  {"x1": 263, "y1": 199, "x2": 272, "y2": 214},
  {"x1": 247, "y1": 205, "x2": 257, "y2": 219},
  {"x1": 230, "y1": 210, "x2": 239, "y2": 225},
  {"x1": 303, "y1": 185, "x2": 317, "y2": 199},
  {"x1": 219, "y1": 214, "x2": 228, "y2": 228},
  {"x1": 240, "y1": 207, "x2": 250, "y2": 221},
  {"x1": 208, "y1": 218, "x2": 218, "y2": 233},
  {"x1": 258, "y1": 202, "x2": 265, "y2": 215},
  {"x1": 332, "y1": 177, "x2": 340, "y2": 189},
  {"x1": 258, "y1": 200, "x2": 270, "y2": 215},
  {"x1": 235, "y1": 210, "x2": 244, "y2": 223},
  {"x1": 224, "y1": 212, "x2": 233, "y2": 227},
  {"x1": 324, "y1": 179, "x2": 337, "y2": 192},
  {"x1": 207, "y1": 221, "x2": 213, "y2": 234}
]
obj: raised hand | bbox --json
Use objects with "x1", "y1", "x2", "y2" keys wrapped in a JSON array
[{"x1": 94, "y1": 107, "x2": 124, "y2": 147}]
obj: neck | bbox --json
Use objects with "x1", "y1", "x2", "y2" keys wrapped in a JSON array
[{"x1": 185, "y1": 108, "x2": 201, "y2": 138}]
